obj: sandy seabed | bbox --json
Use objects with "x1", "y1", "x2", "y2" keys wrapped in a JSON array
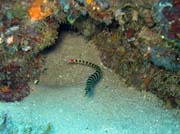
[{"x1": 0, "y1": 33, "x2": 180, "y2": 134}]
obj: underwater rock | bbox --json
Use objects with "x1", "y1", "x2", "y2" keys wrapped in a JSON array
[
  {"x1": 153, "y1": 0, "x2": 180, "y2": 42},
  {"x1": 149, "y1": 47, "x2": 180, "y2": 72}
]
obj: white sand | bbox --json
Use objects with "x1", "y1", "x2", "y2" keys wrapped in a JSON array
[{"x1": 0, "y1": 33, "x2": 180, "y2": 134}]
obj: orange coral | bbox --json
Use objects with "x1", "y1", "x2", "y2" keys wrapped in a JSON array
[
  {"x1": 1, "y1": 86, "x2": 11, "y2": 93},
  {"x1": 28, "y1": 0, "x2": 52, "y2": 21},
  {"x1": 86, "y1": 0, "x2": 93, "y2": 5}
]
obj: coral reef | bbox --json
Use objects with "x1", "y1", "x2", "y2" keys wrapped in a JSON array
[
  {"x1": 92, "y1": 1, "x2": 180, "y2": 108},
  {"x1": 0, "y1": 0, "x2": 57, "y2": 101},
  {"x1": 1, "y1": 0, "x2": 180, "y2": 109}
]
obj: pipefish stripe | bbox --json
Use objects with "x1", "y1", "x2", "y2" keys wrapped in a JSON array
[{"x1": 68, "y1": 58, "x2": 102, "y2": 96}]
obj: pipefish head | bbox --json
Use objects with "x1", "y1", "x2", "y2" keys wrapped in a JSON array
[{"x1": 67, "y1": 58, "x2": 77, "y2": 63}]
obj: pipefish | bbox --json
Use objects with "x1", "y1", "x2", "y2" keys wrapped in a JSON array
[{"x1": 67, "y1": 58, "x2": 102, "y2": 96}]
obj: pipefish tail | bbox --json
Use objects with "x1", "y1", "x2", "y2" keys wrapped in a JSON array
[{"x1": 67, "y1": 58, "x2": 102, "y2": 96}]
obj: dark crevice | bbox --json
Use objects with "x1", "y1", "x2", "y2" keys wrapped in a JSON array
[{"x1": 41, "y1": 23, "x2": 79, "y2": 55}]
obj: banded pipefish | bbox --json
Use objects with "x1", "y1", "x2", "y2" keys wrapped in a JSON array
[{"x1": 67, "y1": 58, "x2": 102, "y2": 96}]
